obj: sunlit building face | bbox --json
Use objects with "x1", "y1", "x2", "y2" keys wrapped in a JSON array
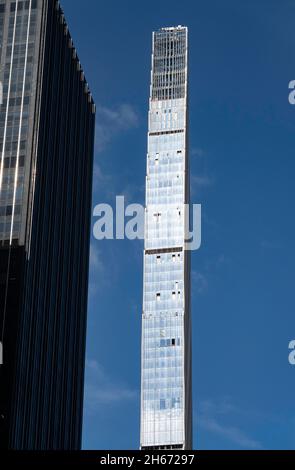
[{"x1": 140, "y1": 26, "x2": 192, "y2": 450}]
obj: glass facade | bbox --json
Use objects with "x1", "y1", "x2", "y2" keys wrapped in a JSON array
[
  {"x1": 0, "y1": 0, "x2": 95, "y2": 449},
  {"x1": 0, "y1": 0, "x2": 38, "y2": 245},
  {"x1": 141, "y1": 26, "x2": 192, "y2": 450}
]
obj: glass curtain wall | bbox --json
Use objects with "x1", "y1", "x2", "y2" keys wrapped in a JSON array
[{"x1": 141, "y1": 26, "x2": 192, "y2": 450}]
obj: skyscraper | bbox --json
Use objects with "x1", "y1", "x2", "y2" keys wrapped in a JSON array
[
  {"x1": 140, "y1": 26, "x2": 192, "y2": 450},
  {"x1": 0, "y1": 0, "x2": 95, "y2": 449}
]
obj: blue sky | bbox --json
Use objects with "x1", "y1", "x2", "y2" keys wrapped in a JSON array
[{"x1": 62, "y1": 0, "x2": 295, "y2": 450}]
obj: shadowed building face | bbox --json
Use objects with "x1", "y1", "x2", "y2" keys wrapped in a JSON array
[{"x1": 0, "y1": 0, "x2": 95, "y2": 449}]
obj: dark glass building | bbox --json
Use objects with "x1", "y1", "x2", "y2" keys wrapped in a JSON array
[{"x1": 0, "y1": 0, "x2": 95, "y2": 449}]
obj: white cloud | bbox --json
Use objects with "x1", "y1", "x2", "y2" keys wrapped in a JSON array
[
  {"x1": 199, "y1": 398, "x2": 239, "y2": 416},
  {"x1": 92, "y1": 161, "x2": 145, "y2": 215},
  {"x1": 191, "y1": 147, "x2": 205, "y2": 158},
  {"x1": 84, "y1": 359, "x2": 138, "y2": 412},
  {"x1": 190, "y1": 146, "x2": 215, "y2": 197},
  {"x1": 191, "y1": 174, "x2": 215, "y2": 189},
  {"x1": 192, "y1": 270, "x2": 208, "y2": 294},
  {"x1": 88, "y1": 244, "x2": 105, "y2": 298},
  {"x1": 191, "y1": 173, "x2": 215, "y2": 199},
  {"x1": 93, "y1": 163, "x2": 110, "y2": 186},
  {"x1": 215, "y1": 254, "x2": 231, "y2": 269},
  {"x1": 95, "y1": 103, "x2": 139, "y2": 154},
  {"x1": 89, "y1": 244, "x2": 104, "y2": 273},
  {"x1": 199, "y1": 416, "x2": 263, "y2": 449},
  {"x1": 198, "y1": 398, "x2": 263, "y2": 450}
]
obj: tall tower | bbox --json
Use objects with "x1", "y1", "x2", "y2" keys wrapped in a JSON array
[
  {"x1": 140, "y1": 26, "x2": 192, "y2": 450},
  {"x1": 0, "y1": 0, "x2": 95, "y2": 449}
]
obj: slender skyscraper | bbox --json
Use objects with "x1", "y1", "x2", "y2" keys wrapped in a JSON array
[
  {"x1": 0, "y1": 0, "x2": 95, "y2": 449},
  {"x1": 140, "y1": 26, "x2": 192, "y2": 450}
]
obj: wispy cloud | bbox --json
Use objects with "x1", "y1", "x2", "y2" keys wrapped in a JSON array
[
  {"x1": 199, "y1": 416, "x2": 263, "y2": 449},
  {"x1": 215, "y1": 254, "x2": 231, "y2": 270},
  {"x1": 92, "y1": 162, "x2": 115, "y2": 198},
  {"x1": 199, "y1": 398, "x2": 239, "y2": 416},
  {"x1": 89, "y1": 243, "x2": 104, "y2": 273},
  {"x1": 119, "y1": 182, "x2": 145, "y2": 205},
  {"x1": 190, "y1": 147, "x2": 215, "y2": 197},
  {"x1": 88, "y1": 243, "x2": 106, "y2": 297},
  {"x1": 191, "y1": 147, "x2": 205, "y2": 158},
  {"x1": 191, "y1": 174, "x2": 215, "y2": 192},
  {"x1": 192, "y1": 270, "x2": 208, "y2": 295},
  {"x1": 95, "y1": 103, "x2": 139, "y2": 154},
  {"x1": 84, "y1": 359, "x2": 138, "y2": 412},
  {"x1": 93, "y1": 163, "x2": 112, "y2": 187},
  {"x1": 92, "y1": 161, "x2": 144, "y2": 202},
  {"x1": 191, "y1": 254, "x2": 231, "y2": 296},
  {"x1": 198, "y1": 398, "x2": 263, "y2": 450}
]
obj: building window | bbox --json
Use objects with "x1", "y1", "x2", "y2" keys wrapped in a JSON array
[
  {"x1": 171, "y1": 397, "x2": 181, "y2": 408},
  {"x1": 6, "y1": 205, "x2": 12, "y2": 216},
  {"x1": 160, "y1": 338, "x2": 180, "y2": 348}
]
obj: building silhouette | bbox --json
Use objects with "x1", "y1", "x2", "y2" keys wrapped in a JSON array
[{"x1": 0, "y1": 0, "x2": 95, "y2": 449}]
